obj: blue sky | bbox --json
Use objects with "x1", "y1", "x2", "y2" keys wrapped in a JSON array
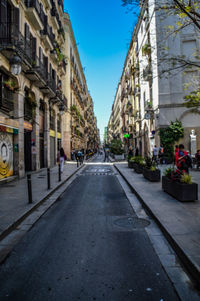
[{"x1": 63, "y1": 0, "x2": 139, "y2": 141}]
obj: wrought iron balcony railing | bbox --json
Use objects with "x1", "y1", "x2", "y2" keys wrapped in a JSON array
[{"x1": 0, "y1": 22, "x2": 33, "y2": 65}]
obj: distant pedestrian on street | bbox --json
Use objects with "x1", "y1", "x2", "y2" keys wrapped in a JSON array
[
  {"x1": 77, "y1": 150, "x2": 82, "y2": 167},
  {"x1": 58, "y1": 147, "x2": 66, "y2": 173},
  {"x1": 152, "y1": 145, "x2": 158, "y2": 162},
  {"x1": 135, "y1": 147, "x2": 139, "y2": 157},
  {"x1": 175, "y1": 144, "x2": 192, "y2": 174}
]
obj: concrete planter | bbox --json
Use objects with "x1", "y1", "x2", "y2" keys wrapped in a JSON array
[
  {"x1": 162, "y1": 176, "x2": 198, "y2": 202},
  {"x1": 134, "y1": 164, "x2": 143, "y2": 174},
  {"x1": 143, "y1": 168, "x2": 160, "y2": 182},
  {"x1": 114, "y1": 154, "x2": 124, "y2": 160},
  {"x1": 128, "y1": 161, "x2": 135, "y2": 168}
]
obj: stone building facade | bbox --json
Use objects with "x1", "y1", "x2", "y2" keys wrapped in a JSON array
[
  {"x1": 0, "y1": 1, "x2": 98, "y2": 180},
  {"x1": 108, "y1": 0, "x2": 200, "y2": 156}
]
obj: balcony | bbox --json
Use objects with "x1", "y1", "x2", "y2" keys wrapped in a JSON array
[
  {"x1": 24, "y1": 0, "x2": 43, "y2": 31},
  {"x1": 51, "y1": 8, "x2": 59, "y2": 30},
  {"x1": 58, "y1": 0, "x2": 64, "y2": 15},
  {"x1": 40, "y1": 25, "x2": 54, "y2": 49},
  {"x1": 0, "y1": 23, "x2": 33, "y2": 68}
]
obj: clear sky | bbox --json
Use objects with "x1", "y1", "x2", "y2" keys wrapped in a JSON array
[{"x1": 63, "y1": 0, "x2": 139, "y2": 141}]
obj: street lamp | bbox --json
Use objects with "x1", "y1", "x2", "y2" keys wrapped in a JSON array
[
  {"x1": 9, "y1": 55, "x2": 22, "y2": 75},
  {"x1": 59, "y1": 103, "x2": 65, "y2": 115}
]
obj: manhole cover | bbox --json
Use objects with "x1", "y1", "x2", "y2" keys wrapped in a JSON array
[{"x1": 114, "y1": 217, "x2": 150, "y2": 229}]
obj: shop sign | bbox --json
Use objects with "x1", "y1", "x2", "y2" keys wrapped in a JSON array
[
  {"x1": 50, "y1": 130, "x2": 55, "y2": 137},
  {"x1": 24, "y1": 121, "x2": 33, "y2": 131},
  {"x1": 57, "y1": 132, "x2": 61, "y2": 139},
  {"x1": 0, "y1": 132, "x2": 13, "y2": 179}
]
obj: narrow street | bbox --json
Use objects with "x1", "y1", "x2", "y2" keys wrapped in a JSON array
[{"x1": 0, "y1": 155, "x2": 179, "y2": 301}]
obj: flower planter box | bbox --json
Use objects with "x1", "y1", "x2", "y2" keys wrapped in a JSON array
[
  {"x1": 143, "y1": 168, "x2": 160, "y2": 182},
  {"x1": 134, "y1": 164, "x2": 143, "y2": 174},
  {"x1": 128, "y1": 161, "x2": 135, "y2": 168},
  {"x1": 162, "y1": 176, "x2": 198, "y2": 202}
]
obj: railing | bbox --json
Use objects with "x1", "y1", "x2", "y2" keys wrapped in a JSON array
[
  {"x1": 0, "y1": 22, "x2": 33, "y2": 65},
  {"x1": 40, "y1": 24, "x2": 55, "y2": 48},
  {"x1": 24, "y1": 0, "x2": 44, "y2": 25}
]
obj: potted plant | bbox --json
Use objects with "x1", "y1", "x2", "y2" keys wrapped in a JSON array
[
  {"x1": 143, "y1": 157, "x2": 161, "y2": 182},
  {"x1": 128, "y1": 156, "x2": 136, "y2": 168},
  {"x1": 4, "y1": 78, "x2": 18, "y2": 91},
  {"x1": 162, "y1": 168, "x2": 198, "y2": 202},
  {"x1": 134, "y1": 156, "x2": 145, "y2": 174}
]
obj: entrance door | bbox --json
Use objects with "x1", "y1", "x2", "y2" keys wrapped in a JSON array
[{"x1": 24, "y1": 131, "x2": 32, "y2": 171}]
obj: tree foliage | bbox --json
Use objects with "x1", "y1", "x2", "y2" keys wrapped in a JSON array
[
  {"x1": 110, "y1": 139, "x2": 124, "y2": 155},
  {"x1": 159, "y1": 120, "x2": 184, "y2": 159}
]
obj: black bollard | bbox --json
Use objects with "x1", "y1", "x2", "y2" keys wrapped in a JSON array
[
  {"x1": 47, "y1": 168, "x2": 51, "y2": 189},
  {"x1": 58, "y1": 163, "x2": 61, "y2": 182},
  {"x1": 27, "y1": 174, "x2": 33, "y2": 204}
]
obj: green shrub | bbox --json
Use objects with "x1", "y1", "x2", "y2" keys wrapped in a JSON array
[{"x1": 180, "y1": 174, "x2": 192, "y2": 184}]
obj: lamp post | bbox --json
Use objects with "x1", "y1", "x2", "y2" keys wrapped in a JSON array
[{"x1": 9, "y1": 55, "x2": 22, "y2": 75}]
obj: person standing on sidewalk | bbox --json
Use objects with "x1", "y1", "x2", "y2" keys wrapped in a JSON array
[{"x1": 58, "y1": 147, "x2": 66, "y2": 173}]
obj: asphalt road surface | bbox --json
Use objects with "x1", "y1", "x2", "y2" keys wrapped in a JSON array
[{"x1": 0, "y1": 155, "x2": 179, "y2": 301}]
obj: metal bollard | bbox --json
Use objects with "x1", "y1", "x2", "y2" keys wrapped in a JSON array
[
  {"x1": 47, "y1": 168, "x2": 51, "y2": 189},
  {"x1": 58, "y1": 163, "x2": 61, "y2": 182},
  {"x1": 27, "y1": 174, "x2": 33, "y2": 204}
]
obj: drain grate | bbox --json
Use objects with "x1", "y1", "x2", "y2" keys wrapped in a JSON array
[{"x1": 114, "y1": 217, "x2": 150, "y2": 230}]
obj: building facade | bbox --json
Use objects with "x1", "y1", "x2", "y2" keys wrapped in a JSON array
[
  {"x1": 0, "y1": 1, "x2": 98, "y2": 180},
  {"x1": 108, "y1": 0, "x2": 200, "y2": 157}
]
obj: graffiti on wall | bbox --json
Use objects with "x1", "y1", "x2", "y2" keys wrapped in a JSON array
[{"x1": 0, "y1": 132, "x2": 13, "y2": 179}]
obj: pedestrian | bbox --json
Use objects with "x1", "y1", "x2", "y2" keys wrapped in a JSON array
[
  {"x1": 152, "y1": 145, "x2": 158, "y2": 162},
  {"x1": 158, "y1": 145, "x2": 164, "y2": 164},
  {"x1": 77, "y1": 150, "x2": 82, "y2": 166},
  {"x1": 175, "y1": 144, "x2": 192, "y2": 174},
  {"x1": 128, "y1": 146, "x2": 133, "y2": 159},
  {"x1": 135, "y1": 147, "x2": 139, "y2": 157},
  {"x1": 195, "y1": 150, "x2": 200, "y2": 169},
  {"x1": 58, "y1": 147, "x2": 66, "y2": 173}
]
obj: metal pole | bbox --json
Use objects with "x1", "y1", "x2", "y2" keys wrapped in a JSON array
[
  {"x1": 58, "y1": 163, "x2": 61, "y2": 181},
  {"x1": 47, "y1": 168, "x2": 51, "y2": 189},
  {"x1": 27, "y1": 174, "x2": 33, "y2": 204}
]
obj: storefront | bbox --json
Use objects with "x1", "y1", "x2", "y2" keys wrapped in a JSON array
[{"x1": 0, "y1": 123, "x2": 18, "y2": 180}]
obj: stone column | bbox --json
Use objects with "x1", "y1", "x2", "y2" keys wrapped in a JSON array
[
  {"x1": 13, "y1": 91, "x2": 25, "y2": 178},
  {"x1": 31, "y1": 94, "x2": 40, "y2": 171},
  {"x1": 44, "y1": 101, "x2": 50, "y2": 167}
]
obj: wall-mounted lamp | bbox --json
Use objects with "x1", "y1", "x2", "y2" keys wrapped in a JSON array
[{"x1": 9, "y1": 55, "x2": 22, "y2": 75}]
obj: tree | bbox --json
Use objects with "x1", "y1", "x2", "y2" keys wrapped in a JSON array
[
  {"x1": 159, "y1": 120, "x2": 184, "y2": 159},
  {"x1": 110, "y1": 139, "x2": 124, "y2": 155},
  {"x1": 122, "y1": 0, "x2": 200, "y2": 30}
]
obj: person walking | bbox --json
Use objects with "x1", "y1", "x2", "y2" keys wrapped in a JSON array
[
  {"x1": 58, "y1": 147, "x2": 66, "y2": 173},
  {"x1": 152, "y1": 145, "x2": 158, "y2": 163},
  {"x1": 175, "y1": 144, "x2": 192, "y2": 174}
]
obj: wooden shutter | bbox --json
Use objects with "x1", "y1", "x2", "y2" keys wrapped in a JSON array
[
  {"x1": 32, "y1": 37, "x2": 37, "y2": 61},
  {"x1": 12, "y1": 6, "x2": 20, "y2": 37}
]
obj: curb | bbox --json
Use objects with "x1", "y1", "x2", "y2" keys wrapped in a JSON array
[
  {"x1": 0, "y1": 164, "x2": 85, "y2": 243},
  {"x1": 114, "y1": 164, "x2": 200, "y2": 288}
]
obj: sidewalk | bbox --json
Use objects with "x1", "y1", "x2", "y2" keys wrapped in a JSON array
[
  {"x1": 0, "y1": 162, "x2": 84, "y2": 241},
  {"x1": 115, "y1": 163, "x2": 200, "y2": 288}
]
